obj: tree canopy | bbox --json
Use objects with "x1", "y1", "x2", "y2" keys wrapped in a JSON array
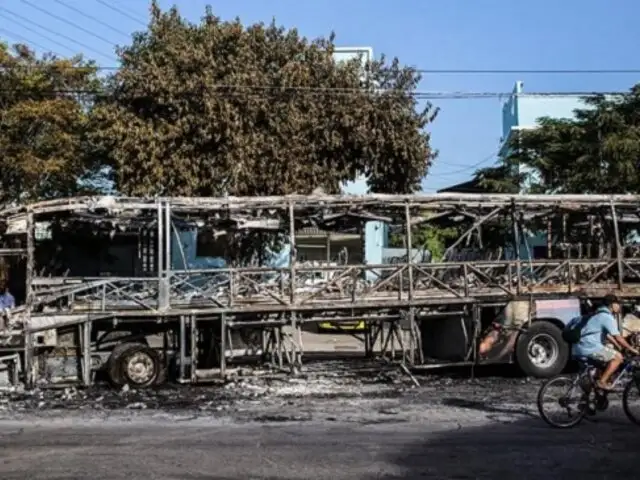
[
  {"x1": 0, "y1": 42, "x2": 101, "y2": 203},
  {"x1": 473, "y1": 85, "x2": 640, "y2": 195},
  {"x1": 88, "y1": 1, "x2": 437, "y2": 197}
]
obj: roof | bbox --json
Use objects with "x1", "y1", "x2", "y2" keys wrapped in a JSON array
[
  {"x1": 2, "y1": 193, "x2": 640, "y2": 234},
  {"x1": 436, "y1": 178, "x2": 486, "y2": 194}
]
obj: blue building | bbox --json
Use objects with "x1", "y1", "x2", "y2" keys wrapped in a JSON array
[{"x1": 500, "y1": 81, "x2": 585, "y2": 193}]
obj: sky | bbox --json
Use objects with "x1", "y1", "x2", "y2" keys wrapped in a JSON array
[{"x1": 1, "y1": 0, "x2": 639, "y2": 192}]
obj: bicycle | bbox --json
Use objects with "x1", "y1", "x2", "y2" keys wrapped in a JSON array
[{"x1": 537, "y1": 353, "x2": 640, "y2": 428}]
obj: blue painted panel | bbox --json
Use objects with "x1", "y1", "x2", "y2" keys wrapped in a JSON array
[{"x1": 535, "y1": 298, "x2": 581, "y2": 325}]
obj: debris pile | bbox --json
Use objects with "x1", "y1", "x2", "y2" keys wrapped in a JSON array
[
  {"x1": 0, "y1": 362, "x2": 542, "y2": 421},
  {"x1": 0, "y1": 359, "x2": 415, "y2": 414}
]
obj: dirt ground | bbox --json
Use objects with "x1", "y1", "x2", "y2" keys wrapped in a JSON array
[{"x1": 0, "y1": 363, "x2": 637, "y2": 479}]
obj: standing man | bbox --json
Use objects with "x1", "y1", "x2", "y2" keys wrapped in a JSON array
[
  {"x1": 0, "y1": 280, "x2": 14, "y2": 311},
  {"x1": 0, "y1": 280, "x2": 14, "y2": 330}
]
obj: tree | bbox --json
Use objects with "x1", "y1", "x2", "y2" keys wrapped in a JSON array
[
  {"x1": 473, "y1": 164, "x2": 522, "y2": 194},
  {"x1": 0, "y1": 42, "x2": 102, "y2": 203},
  {"x1": 473, "y1": 85, "x2": 640, "y2": 195},
  {"x1": 89, "y1": 2, "x2": 437, "y2": 197},
  {"x1": 388, "y1": 224, "x2": 458, "y2": 261}
]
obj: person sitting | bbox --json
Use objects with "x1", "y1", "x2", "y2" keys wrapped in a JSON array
[{"x1": 573, "y1": 294, "x2": 639, "y2": 390}]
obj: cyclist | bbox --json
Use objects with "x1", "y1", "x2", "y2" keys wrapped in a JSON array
[{"x1": 573, "y1": 294, "x2": 639, "y2": 391}]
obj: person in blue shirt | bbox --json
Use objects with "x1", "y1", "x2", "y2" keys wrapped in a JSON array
[
  {"x1": 573, "y1": 294, "x2": 639, "y2": 390},
  {"x1": 0, "y1": 280, "x2": 14, "y2": 311}
]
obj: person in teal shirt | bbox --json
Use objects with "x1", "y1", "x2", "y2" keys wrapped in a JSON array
[{"x1": 572, "y1": 294, "x2": 639, "y2": 390}]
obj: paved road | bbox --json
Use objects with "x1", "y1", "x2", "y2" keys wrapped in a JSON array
[
  {"x1": 0, "y1": 409, "x2": 636, "y2": 479},
  {"x1": 0, "y1": 366, "x2": 637, "y2": 479}
]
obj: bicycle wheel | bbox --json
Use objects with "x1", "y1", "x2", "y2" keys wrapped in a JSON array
[
  {"x1": 622, "y1": 376, "x2": 640, "y2": 426},
  {"x1": 537, "y1": 374, "x2": 589, "y2": 428}
]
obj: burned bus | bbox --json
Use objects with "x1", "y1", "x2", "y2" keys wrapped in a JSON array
[{"x1": 1, "y1": 193, "x2": 640, "y2": 388}]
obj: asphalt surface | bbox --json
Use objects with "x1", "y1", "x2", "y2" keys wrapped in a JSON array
[{"x1": 0, "y1": 364, "x2": 637, "y2": 479}]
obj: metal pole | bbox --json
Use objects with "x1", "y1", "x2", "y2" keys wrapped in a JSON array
[
  {"x1": 190, "y1": 315, "x2": 198, "y2": 382},
  {"x1": 82, "y1": 320, "x2": 92, "y2": 386},
  {"x1": 24, "y1": 211, "x2": 35, "y2": 388},
  {"x1": 220, "y1": 313, "x2": 226, "y2": 378},
  {"x1": 511, "y1": 201, "x2": 521, "y2": 294},
  {"x1": 25, "y1": 211, "x2": 34, "y2": 312},
  {"x1": 325, "y1": 234, "x2": 331, "y2": 262},
  {"x1": 610, "y1": 200, "x2": 624, "y2": 290},
  {"x1": 163, "y1": 200, "x2": 171, "y2": 309},
  {"x1": 23, "y1": 332, "x2": 33, "y2": 388},
  {"x1": 179, "y1": 315, "x2": 186, "y2": 382},
  {"x1": 404, "y1": 202, "x2": 413, "y2": 301},
  {"x1": 157, "y1": 201, "x2": 164, "y2": 309},
  {"x1": 288, "y1": 201, "x2": 296, "y2": 304}
]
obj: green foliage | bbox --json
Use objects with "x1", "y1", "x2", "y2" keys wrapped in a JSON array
[
  {"x1": 0, "y1": 43, "x2": 102, "y2": 203},
  {"x1": 415, "y1": 225, "x2": 458, "y2": 261},
  {"x1": 473, "y1": 85, "x2": 640, "y2": 195},
  {"x1": 89, "y1": 1, "x2": 437, "y2": 197},
  {"x1": 389, "y1": 224, "x2": 458, "y2": 261}
]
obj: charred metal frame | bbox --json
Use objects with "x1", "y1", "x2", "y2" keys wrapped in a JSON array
[{"x1": 2, "y1": 192, "x2": 640, "y2": 386}]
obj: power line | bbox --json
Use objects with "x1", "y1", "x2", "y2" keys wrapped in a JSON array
[
  {"x1": 0, "y1": 7, "x2": 117, "y2": 62},
  {"x1": 0, "y1": 28, "x2": 62, "y2": 57},
  {"x1": 0, "y1": 14, "x2": 77, "y2": 57},
  {"x1": 3, "y1": 63, "x2": 640, "y2": 75},
  {"x1": 51, "y1": 0, "x2": 131, "y2": 38},
  {"x1": 0, "y1": 87, "x2": 626, "y2": 100},
  {"x1": 20, "y1": 0, "x2": 118, "y2": 46},
  {"x1": 109, "y1": 0, "x2": 147, "y2": 20},
  {"x1": 94, "y1": 0, "x2": 147, "y2": 28},
  {"x1": 415, "y1": 68, "x2": 640, "y2": 74},
  {"x1": 429, "y1": 152, "x2": 498, "y2": 178}
]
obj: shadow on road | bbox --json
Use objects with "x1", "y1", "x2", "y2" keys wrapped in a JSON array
[
  {"x1": 388, "y1": 405, "x2": 637, "y2": 479},
  {"x1": 441, "y1": 396, "x2": 539, "y2": 419}
]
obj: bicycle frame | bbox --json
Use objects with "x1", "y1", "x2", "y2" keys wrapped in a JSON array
[
  {"x1": 610, "y1": 359, "x2": 636, "y2": 389},
  {"x1": 580, "y1": 356, "x2": 636, "y2": 392}
]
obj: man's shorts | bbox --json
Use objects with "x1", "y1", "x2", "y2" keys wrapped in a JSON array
[{"x1": 588, "y1": 346, "x2": 619, "y2": 362}]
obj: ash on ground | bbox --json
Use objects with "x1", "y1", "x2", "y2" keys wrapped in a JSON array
[{"x1": 0, "y1": 361, "x2": 543, "y2": 422}]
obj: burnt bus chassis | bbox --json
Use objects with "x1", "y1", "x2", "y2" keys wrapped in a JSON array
[{"x1": 0, "y1": 192, "x2": 639, "y2": 388}]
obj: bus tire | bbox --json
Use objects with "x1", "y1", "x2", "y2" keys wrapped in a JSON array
[
  {"x1": 515, "y1": 321, "x2": 569, "y2": 378},
  {"x1": 107, "y1": 342, "x2": 162, "y2": 388}
]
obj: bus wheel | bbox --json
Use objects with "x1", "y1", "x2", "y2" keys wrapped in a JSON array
[
  {"x1": 107, "y1": 343, "x2": 162, "y2": 388},
  {"x1": 516, "y1": 322, "x2": 568, "y2": 378}
]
